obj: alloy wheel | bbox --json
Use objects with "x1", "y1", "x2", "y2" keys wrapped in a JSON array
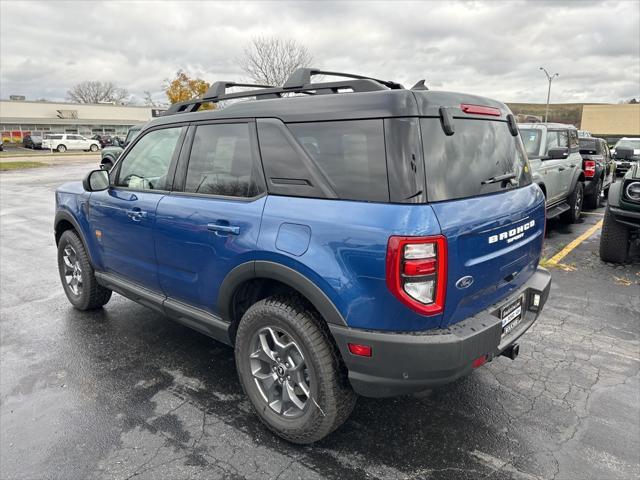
[
  {"x1": 249, "y1": 326, "x2": 312, "y2": 418},
  {"x1": 62, "y1": 244, "x2": 83, "y2": 296}
]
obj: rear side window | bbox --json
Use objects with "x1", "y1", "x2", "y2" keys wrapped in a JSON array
[
  {"x1": 519, "y1": 129, "x2": 542, "y2": 158},
  {"x1": 184, "y1": 123, "x2": 264, "y2": 198},
  {"x1": 288, "y1": 120, "x2": 388, "y2": 202},
  {"x1": 385, "y1": 118, "x2": 426, "y2": 203},
  {"x1": 421, "y1": 118, "x2": 532, "y2": 202},
  {"x1": 546, "y1": 130, "x2": 569, "y2": 151}
]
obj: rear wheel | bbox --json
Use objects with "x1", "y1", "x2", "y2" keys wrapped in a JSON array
[
  {"x1": 599, "y1": 207, "x2": 630, "y2": 263},
  {"x1": 234, "y1": 295, "x2": 356, "y2": 444},
  {"x1": 57, "y1": 230, "x2": 112, "y2": 310},
  {"x1": 90, "y1": 144, "x2": 99, "y2": 152},
  {"x1": 585, "y1": 178, "x2": 603, "y2": 209},
  {"x1": 57, "y1": 144, "x2": 67, "y2": 153},
  {"x1": 561, "y1": 182, "x2": 583, "y2": 223}
]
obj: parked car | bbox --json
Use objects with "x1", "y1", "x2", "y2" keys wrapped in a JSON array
[
  {"x1": 42, "y1": 134, "x2": 100, "y2": 153},
  {"x1": 23, "y1": 134, "x2": 43, "y2": 149},
  {"x1": 100, "y1": 124, "x2": 143, "y2": 170},
  {"x1": 55, "y1": 68, "x2": 551, "y2": 444},
  {"x1": 519, "y1": 122, "x2": 585, "y2": 222},
  {"x1": 600, "y1": 158, "x2": 640, "y2": 263},
  {"x1": 578, "y1": 136, "x2": 615, "y2": 208},
  {"x1": 612, "y1": 137, "x2": 640, "y2": 176}
]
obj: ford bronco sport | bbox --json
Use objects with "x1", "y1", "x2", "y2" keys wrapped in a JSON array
[
  {"x1": 600, "y1": 156, "x2": 640, "y2": 263},
  {"x1": 55, "y1": 68, "x2": 551, "y2": 443},
  {"x1": 519, "y1": 123, "x2": 585, "y2": 222}
]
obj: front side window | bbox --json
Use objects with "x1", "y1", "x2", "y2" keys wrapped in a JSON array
[
  {"x1": 184, "y1": 123, "x2": 264, "y2": 198},
  {"x1": 116, "y1": 127, "x2": 183, "y2": 191},
  {"x1": 288, "y1": 120, "x2": 388, "y2": 202}
]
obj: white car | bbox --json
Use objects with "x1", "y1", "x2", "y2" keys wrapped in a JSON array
[{"x1": 42, "y1": 134, "x2": 101, "y2": 153}]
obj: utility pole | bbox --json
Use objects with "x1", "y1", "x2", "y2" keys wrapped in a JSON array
[{"x1": 539, "y1": 67, "x2": 559, "y2": 122}]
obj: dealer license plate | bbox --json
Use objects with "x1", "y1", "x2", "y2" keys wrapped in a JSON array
[{"x1": 500, "y1": 295, "x2": 523, "y2": 336}]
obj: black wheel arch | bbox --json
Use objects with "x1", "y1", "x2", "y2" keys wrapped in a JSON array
[
  {"x1": 54, "y1": 210, "x2": 96, "y2": 264},
  {"x1": 219, "y1": 261, "x2": 348, "y2": 343}
]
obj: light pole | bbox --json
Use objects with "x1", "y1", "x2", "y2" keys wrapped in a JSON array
[{"x1": 539, "y1": 67, "x2": 559, "y2": 122}]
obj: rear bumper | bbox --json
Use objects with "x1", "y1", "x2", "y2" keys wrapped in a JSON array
[{"x1": 330, "y1": 267, "x2": 552, "y2": 398}]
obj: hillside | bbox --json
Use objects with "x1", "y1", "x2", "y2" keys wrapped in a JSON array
[{"x1": 506, "y1": 103, "x2": 602, "y2": 128}]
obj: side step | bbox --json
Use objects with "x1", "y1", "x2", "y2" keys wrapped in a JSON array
[{"x1": 546, "y1": 202, "x2": 570, "y2": 219}]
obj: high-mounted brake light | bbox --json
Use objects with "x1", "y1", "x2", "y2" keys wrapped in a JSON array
[
  {"x1": 583, "y1": 160, "x2": 596, "y2": 178},
  {"x1": 460, "y1": 104, "x2": 501, "y2": 117},
  {"x1": 386, "y1": 235, "x2": 447, "y2": 316}
]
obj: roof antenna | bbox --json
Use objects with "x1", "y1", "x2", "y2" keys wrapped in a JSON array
[{"x1": 411, "y1": 79, "x2": 428, "y2": 91}]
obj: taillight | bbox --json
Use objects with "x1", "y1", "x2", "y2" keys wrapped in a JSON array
[
  {"x1": 460, "y1": 103, "x2": 501, "y2": 117},
  {"x1": 386, "y1": 235, "x2": 447, "y2": 315},
  {"x1": 584, "y1": 160, "x2": 596, "y2": 178}
]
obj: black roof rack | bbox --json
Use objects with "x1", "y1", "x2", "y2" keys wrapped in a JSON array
[
  {"x1": 164, "y1": 67, "x2": 405, "y2": 116},
  {"x1": 283, "y1": 68, "x2": 405, "y2": 90}
]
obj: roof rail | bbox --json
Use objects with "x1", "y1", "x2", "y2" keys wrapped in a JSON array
[
  {"x1": 164, "y1": 69, "x2": 405, "y2": 116},
  {"x1": 203, "y1": 81, "x2": 274, "y2": 100},
  {"x1": 283, "y1": 68, "x2": 404, "y2": 90}
]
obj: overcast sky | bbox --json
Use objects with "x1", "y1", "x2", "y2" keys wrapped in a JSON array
[{"x1": 1, "y1": 0, "x2": 639, "y2": 105}]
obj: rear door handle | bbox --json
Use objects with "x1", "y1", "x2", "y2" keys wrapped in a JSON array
[
  {"x1": 207, "y1": 223, "x2": 240, "y2": 235},
  {"x1": 558, "y1": 167, "x2": 566, "y2": 171},
  {"x1": 126, "y1": 208, "x2": 147, "y2": 221}
]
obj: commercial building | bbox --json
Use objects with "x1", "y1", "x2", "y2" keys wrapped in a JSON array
[
  {"x1": 580, "y1": 104, "x2": 640, "y2": 140},
  {"x1": 0, "y1": 99, "x2": 164, "y2": 142}
]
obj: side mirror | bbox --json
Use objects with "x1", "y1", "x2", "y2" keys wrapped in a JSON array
[
  {"x1": 546, "y1": 147, "x2": 569, "y2": 160},
  {"x1": 82, "y1": 169, "x2": 110, "y2": 192},
  {"x1": 614, "y1": 147, "x2": 634, "y2": 160}
]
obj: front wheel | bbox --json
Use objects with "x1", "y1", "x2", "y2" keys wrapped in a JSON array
[
  {"x1": 57, "y1": 230, "x2": 112, "y2": 310},
  {"x1": 599, "y1": 207, "x2": 630, "y2": 263},
  {"x1": 561, "y1": 181, "x2": 584, "y2": 224},
  {"x1": 235, "y1": 295, "x2": 356, "y2": 444},
  {"x1": 90, "y1": 144, "x2": 99, "y2": 152},
  {"x1": 56, "y1": 144, "x2": 67, "y2": 153}
]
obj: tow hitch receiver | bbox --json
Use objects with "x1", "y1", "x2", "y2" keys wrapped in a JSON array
[{"x1": 501, "y1": 343, "x2": 520, "y2": 360}]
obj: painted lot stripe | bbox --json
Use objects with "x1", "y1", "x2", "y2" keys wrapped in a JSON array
[
  {"x1": 543, "y1": 219, "x2": 603, "y2": 267},
  {"x1": 581, "y1": 211, "x2": 604, "y2": 216}
]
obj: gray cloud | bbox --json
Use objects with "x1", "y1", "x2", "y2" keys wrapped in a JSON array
[{"x1": 1, "y1": 0, "x2": 638, "y2": 104}]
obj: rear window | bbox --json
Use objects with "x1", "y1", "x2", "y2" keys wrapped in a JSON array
[
  {"x1": 421, "y1": 118, "x2": 532, "y2": 202},
  {"x1": 288, "y1": 120, "x2": 388, "y2": 202},
  {"x1": 579, "y1": 138, "x2": 599, "y2": 154}
]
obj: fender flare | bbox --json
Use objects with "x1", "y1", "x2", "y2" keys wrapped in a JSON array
[
  {"x1": 218, "y1": 260, "x2": 347, "y2": 327},
  {"x1": 607, "y1": 180, "x2": 623, "y2": 207},
  {"x1": 54, "y1": 210, "x2": 97, "y2": 264},
  {"x1": 569, "y1": 168, "x2": 585, "y2": 193}
]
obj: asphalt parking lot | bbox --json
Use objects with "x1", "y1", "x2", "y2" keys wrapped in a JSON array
[{"x1": 1, "y1": 161, "x2": 638, "y2": 480}]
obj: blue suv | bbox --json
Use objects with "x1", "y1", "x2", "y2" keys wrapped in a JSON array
[{"x1": 55, "y1": 68, "x2": 551, "y2": 443}]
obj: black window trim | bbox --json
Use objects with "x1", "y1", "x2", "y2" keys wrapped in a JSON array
[
  {"x1": 110, "y1": 123, "x2": 189, "y2": 194},
  {"x1": 169, "y1": 118, "x2": 268, "y2": 203}
]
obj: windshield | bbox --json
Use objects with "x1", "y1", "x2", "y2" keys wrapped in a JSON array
[
  {"x1": 615, "y1": 139, "x2": 640, "y2": 150},
  {"x1": 124, "y1": 128, "x2": 141, "y2": 145},
  {"x1": 422, "y1": 118, "x2": 532, "y2": 202},
  {"x1": 519, "y1": 129, "x2": 542, "y2": 158}
]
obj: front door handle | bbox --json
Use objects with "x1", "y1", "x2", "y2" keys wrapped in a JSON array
[
  {"x1": 126, "y1": 208, "x2": 147, "y2": 221},
  {"x1": 207, "y1": 223, "x2": 240, "y2": 235}
]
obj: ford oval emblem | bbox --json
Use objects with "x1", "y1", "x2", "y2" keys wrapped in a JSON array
[{"x1": 456, "y1": 276, "x2": 474, "y2": 289}]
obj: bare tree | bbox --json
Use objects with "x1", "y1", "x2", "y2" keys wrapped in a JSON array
[
  {"x1": 238, "y1": 36, "x2": 313, "y2": 87},
  {"x1": 143, "y1": 90, "x2": 161, "y2": 107},
  {"x1": 66, "y1": 81, "x2": 130, "y2": 104}
]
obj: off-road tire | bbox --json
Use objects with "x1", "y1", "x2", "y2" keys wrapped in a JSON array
[
  {"x1": 599, "y1": 206, "x2": 630, "y2": 263},
  {"x1": 56, "y1": 144, "x2": 67, "y2": 153},
  {"x1": 57, "y1": 230, "x2": 112, "y2": 310},
  {"x1": 561, "y1": 181, "x2": 584, "y2": 224},
  {"x1": 585, "y1": 178, "x2": 603, "y2": 209},
  {"x1": 235, "y1": 295, "x2": 357, "y2": 444}
]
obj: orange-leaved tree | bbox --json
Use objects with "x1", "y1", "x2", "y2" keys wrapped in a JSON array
[{"x1": 164, "y1": 70, "x2": 214, "y2": 109}]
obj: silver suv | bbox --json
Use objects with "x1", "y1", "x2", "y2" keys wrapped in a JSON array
[{"x1": 519, "y1": 123, "x2": 585, "y2": 223}]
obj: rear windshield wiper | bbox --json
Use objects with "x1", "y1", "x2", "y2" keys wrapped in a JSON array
[{"x1": 481, "y1": 172, "x2": 517, "y2": 185}]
